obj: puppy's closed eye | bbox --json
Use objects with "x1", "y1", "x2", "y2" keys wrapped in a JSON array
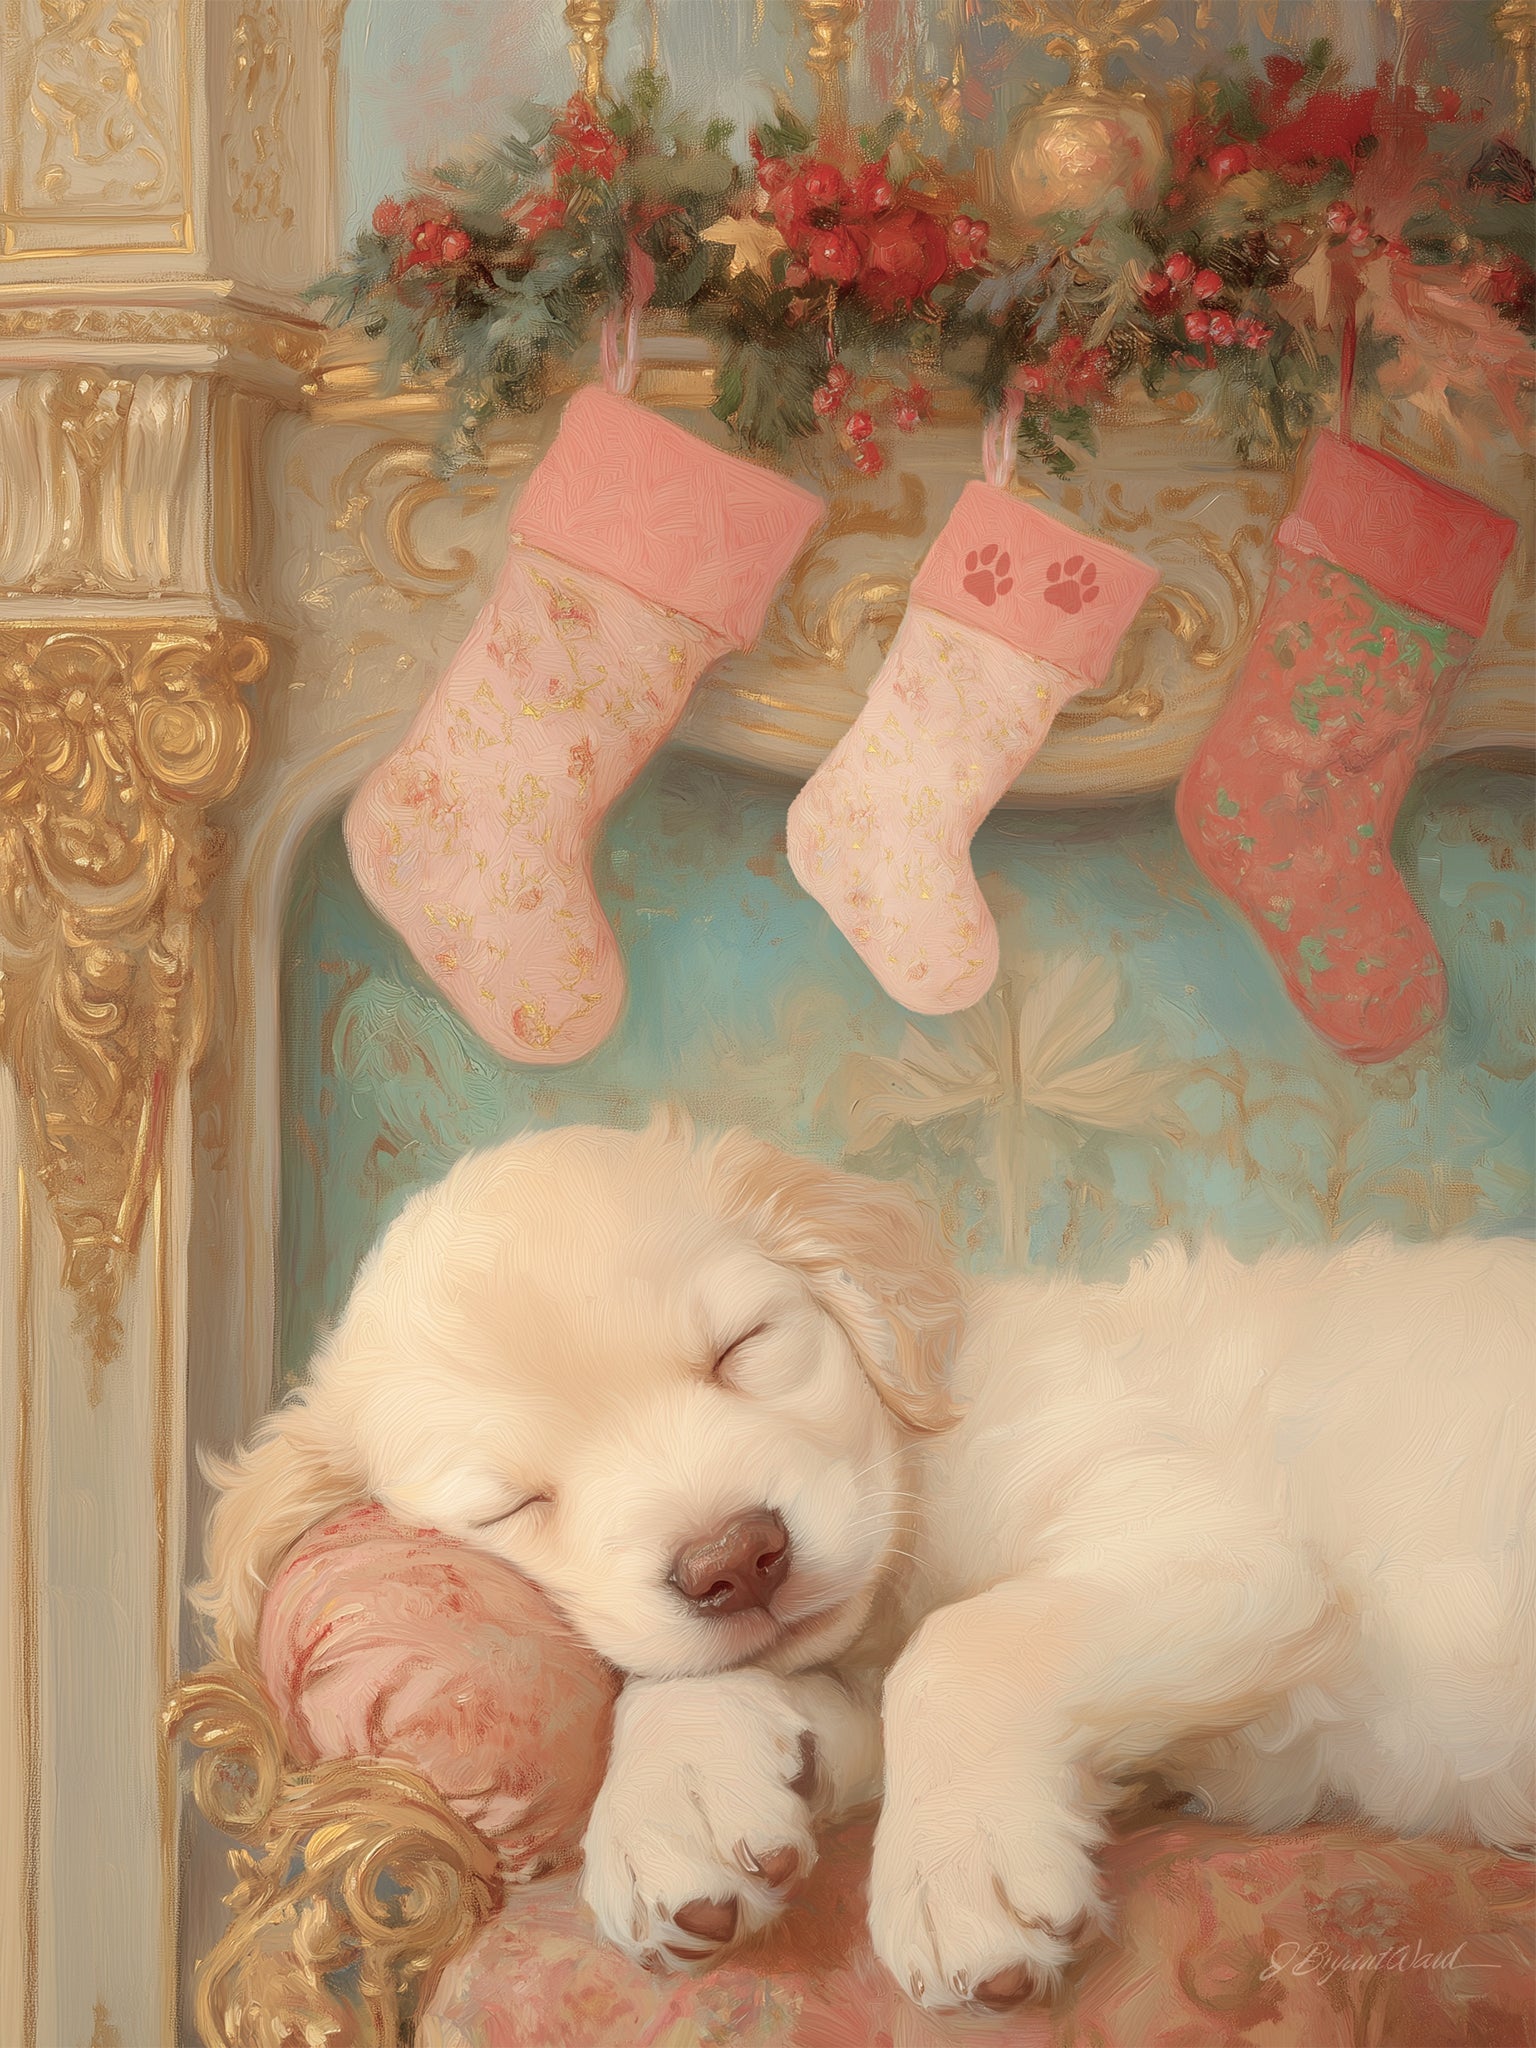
[
  {"x1": 711, "y1": 1321, "x2": 769, "y2": 1384},
  {"x1": 470, "y1": 1491, "x2": 552, "y2": 1531}
]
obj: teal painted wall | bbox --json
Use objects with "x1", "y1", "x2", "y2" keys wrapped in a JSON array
[{"x1": 278, "y1": 757, "x2": 1534, "y2": 1388}]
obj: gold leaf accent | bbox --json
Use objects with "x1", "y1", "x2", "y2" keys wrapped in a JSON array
[
  {"x1": 0, "y1": 622, "x2": 262, "y2": 1383},
  {"x1": 165, "y1": 1667, "x2": 502, "y2": 2048}
]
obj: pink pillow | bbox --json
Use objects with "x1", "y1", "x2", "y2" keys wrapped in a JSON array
[{"x1": 257, "y1": 1502, "x2": 619, "y2": 1876}]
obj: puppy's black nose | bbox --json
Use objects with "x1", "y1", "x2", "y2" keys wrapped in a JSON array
[{"x1": 670, "y1": 1509, "x2": 791, "y2": 1614}]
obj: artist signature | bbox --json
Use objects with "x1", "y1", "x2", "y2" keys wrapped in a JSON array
[{"x1": 1262, "y1": 1940, "x2": 1499, "y2": 1986}]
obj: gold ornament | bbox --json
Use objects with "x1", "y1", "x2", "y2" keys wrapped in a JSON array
[
  {"x1": 165, "y1": 1666, "x2": 501, "y2": 2048},
  {"x1": 1000, "y1": 0, "x2": 1172, "y2": 225},
  {"x1": 0, "y1": 622, "x2": 262, "y2": 1380},
  {"x1": 700, "y1": 210, "x2": 789, "y2": 279}
]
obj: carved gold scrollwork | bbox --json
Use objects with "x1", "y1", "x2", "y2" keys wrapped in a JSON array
[
  {"x1": 165, "y1": 1667, "x2": 501, "y2": 2048},
  {"x1": 765, "y1": 470, "x2": 927, "y2": 664},
  {"x1": 27, "y1": 0, "x2": 176, "y2": 207},
  {"x1": 0, "y1": 623, "x2": 262, "y2": 1380},
  {"x1": 330, "y1": 439, "x2": 537, "y2": 604},
  {"x1": 226, "y1": 3, "x2": 298, "y2": 228}
]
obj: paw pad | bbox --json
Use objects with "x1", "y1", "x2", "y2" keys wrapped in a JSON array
[
  {"x1": 962, "y1": 543, "x2": 1014, "y2": 606},
  {"x1": 1044, "y1": 556, "x2": 1100, "y2": 614}
]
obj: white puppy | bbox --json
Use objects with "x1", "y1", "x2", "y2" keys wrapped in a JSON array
[{"x1": 201, "y1": 1117, "x2": 1535, "y2": 2012}]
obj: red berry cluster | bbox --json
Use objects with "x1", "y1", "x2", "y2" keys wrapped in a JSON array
[
  {"x1": 812, "y1": 361, "x2": 933, "y2": 474},
  {"x1": 373, "y1": 198, "x2": 471, "y2": 273},
  {"x1": 511, "y1": 191, "x2": 570, "y2": 241},
  {"x1": 754, "y1": 152, "x2": 988, "y2": 318},
  {"x1": 1142, "y1": 251, "x2": 1272, "y2": 354},
  {"x1": 550, "y1": 95, "x2": 625, "y2": 182},
  {"x1": 1012, "y1": 332, "x2": 1113, "y2": 409},
  {"x1": 1323, "y1": 199, "x2": 1407, "y2": 262}
]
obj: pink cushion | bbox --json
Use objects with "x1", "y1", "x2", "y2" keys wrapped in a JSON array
[
  {"x1": 424, "y1": 1814, "x2": 1536, "y2": 2046},
  {"x1": 257, "y1": 1503, "x2": 619, "y2": 1875}
]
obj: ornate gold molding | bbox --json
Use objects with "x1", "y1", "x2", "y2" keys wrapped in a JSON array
[
  {"x1": 165, "y1": 1667, "x2": 501, "y2": 2048},
  {"x1": 1, "y1": 0, "x2": 196, "y2": 261},
  {"x1": 0, "y1": 301, "x2": 323, "y2": 368},
  {"x1": 0, "y1": 621, "x2": 263, "y2": 1382}
]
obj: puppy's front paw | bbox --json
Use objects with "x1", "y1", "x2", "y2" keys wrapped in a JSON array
[
  {"x1": 581, "y1": 1673, "x2": 821, "y2": 1972},
  {"x1": 868, "y1": 1776, "x2": 1105, "y2": 2012}
]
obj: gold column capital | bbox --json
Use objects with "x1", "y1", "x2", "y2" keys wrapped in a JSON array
[{"x1": 0, "y1": 619, "x2": 264, "y2": 1385}]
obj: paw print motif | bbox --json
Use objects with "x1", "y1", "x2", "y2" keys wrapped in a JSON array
[
  {"x1": 963, "y1": 544, "x2": 1014, "y2": 606},
  {"x1": 1044, "y1": 556, "x2": 1100, "y2": 614}
]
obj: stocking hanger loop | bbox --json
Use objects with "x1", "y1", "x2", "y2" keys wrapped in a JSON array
[
  {"x1": 600, "y1": 238, "x2": 656, "y2": 399},
  {"x1": 982, "y1": 386, "x2": 1025, "y2": 490}
]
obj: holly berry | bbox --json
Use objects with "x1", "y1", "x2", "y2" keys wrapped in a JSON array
[
  {"x1": 1235, "y1": 313, "x2": 1273, "y2": 350},
  {"x1": 947, "y1": 215, "x2": 990, "y2": 269},
  {"x1": 755, "y1": 156, "x2": 794, "y2": 194},
  {"x1": 1184, "y1": 308, "x2": 1212, "y2": 341},
  {"x1": 812, "y1": 382, "x2": 845, "y2": 417},
  {"x1": 373, "y1": 198, "x2": 404, "y2": 236},
  {"x1": 1208, "y1": 143, "x2": 1252, "y2": 183},
  {"x1": 845, "y1": 410, "x2": 875, "y2": 442},
  {"x1": 807, "y1": 227, "x2": 862, "y2": 285},
  {"x1": 1326, "y1": 200, "x2": 1356, "y2": 234},
  {"x1": 854, "y1": 162, "x2": 895, "y2": 214},
  {"x1": 1194, "y1": 268, "x2": 1224, "y2": 303},
  {"x1": 1141, "y1": 270, "x2": 1173, "y2": 315},
  {"x1": 1015, "y1": 363, "x2": 1050, "y2": 397},
  {"x1": 823, "y1": 360, "x2": 853, "y2": 399},
  {"x1": 440, "y1": 228, "x2": 470, "y2": 262},
  {"x1": 853, "y1": 442, "x2": 885, "y2": 476},
  {"x1": 1165, "y1": 251, "x2": 1195, "y2": 285},
  {"x1": 1208, "y1": 310, "x2": 1237, "y2": 346},
  {"x1": 891, "y1": 382, "x2": 932, "y2": 431}
]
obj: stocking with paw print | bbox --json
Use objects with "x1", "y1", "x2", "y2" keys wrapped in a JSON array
[
  {"x1": 788, "y1": 481, "x2": 1158, "y2": 1012},
  {"x1": 345, "y1": 386, "x2": 822, "y2": 1063},
  {"x1": 1176, "y1": 434, "x2": 1516, "y2": 1063}
]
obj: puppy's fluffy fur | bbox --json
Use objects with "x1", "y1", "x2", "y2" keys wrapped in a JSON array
[{"x1": 202, "y1": 1119, "x2": 1535, "y2": 2010}]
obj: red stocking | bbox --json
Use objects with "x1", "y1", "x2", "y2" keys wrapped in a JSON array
[{"x1": 1176, "y1": 434, "x2": 1516, "y2": 1063}]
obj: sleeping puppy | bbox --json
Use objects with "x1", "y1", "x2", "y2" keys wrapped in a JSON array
[{"x1": 200, "y1": 1116, "x2": 1536, "y2": 2013}]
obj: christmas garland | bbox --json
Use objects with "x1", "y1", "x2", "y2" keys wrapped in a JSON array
[{"x1": 310, "y1": 48, "x2": 1534, "y2": 479}]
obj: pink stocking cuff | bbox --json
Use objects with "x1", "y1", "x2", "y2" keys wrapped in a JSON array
[
  {"x1": 513, "y1": 387, "x2": 825, "y2": 650},
  {"x1": 911, "y1": 481, "x2": 1160, "y2": 684}
]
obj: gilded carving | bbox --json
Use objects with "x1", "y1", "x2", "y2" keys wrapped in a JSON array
[
  {"x1": 226, "y1": 2, "x2": 296, "y2": 228},
  {"x1": 0, "y1": 303, "x2": 322, "y2": 368},
  {"x1": 165, "y1": 1667, "x2": 501, "y2": 2048},
  {"x1": 0, "y1": 369, "x2": 198, "y2": 593},
  {"x1": 0, "y1": 622, "x2": 262, "y2": 1379},
  {"x1": 329, "y1": 439, "x2": 536, "y2": 605},
  {"x1": 26, "y1": 0, "x2": 174, "y2": 205}
]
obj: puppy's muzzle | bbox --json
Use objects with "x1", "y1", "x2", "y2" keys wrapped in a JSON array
[{"x1": 669, "y1": 1509, "x2": 792, "y2": 1615}]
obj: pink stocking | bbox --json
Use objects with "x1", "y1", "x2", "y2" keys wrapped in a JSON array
[
  {"x1": 788, "y1": 476, "x2": 1158, "y2": 1013},
  {"x1": 345, "y1": 386, "x2": 821, "y2": 1063}
]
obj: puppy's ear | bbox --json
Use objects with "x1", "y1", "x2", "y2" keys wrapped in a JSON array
[
  {"x1": 705, "y1": 1132, "x2": 963, "y2": 1432},
  {"x1": 193, "y1": 1392, "x2": 367, "y2": 1668}
]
